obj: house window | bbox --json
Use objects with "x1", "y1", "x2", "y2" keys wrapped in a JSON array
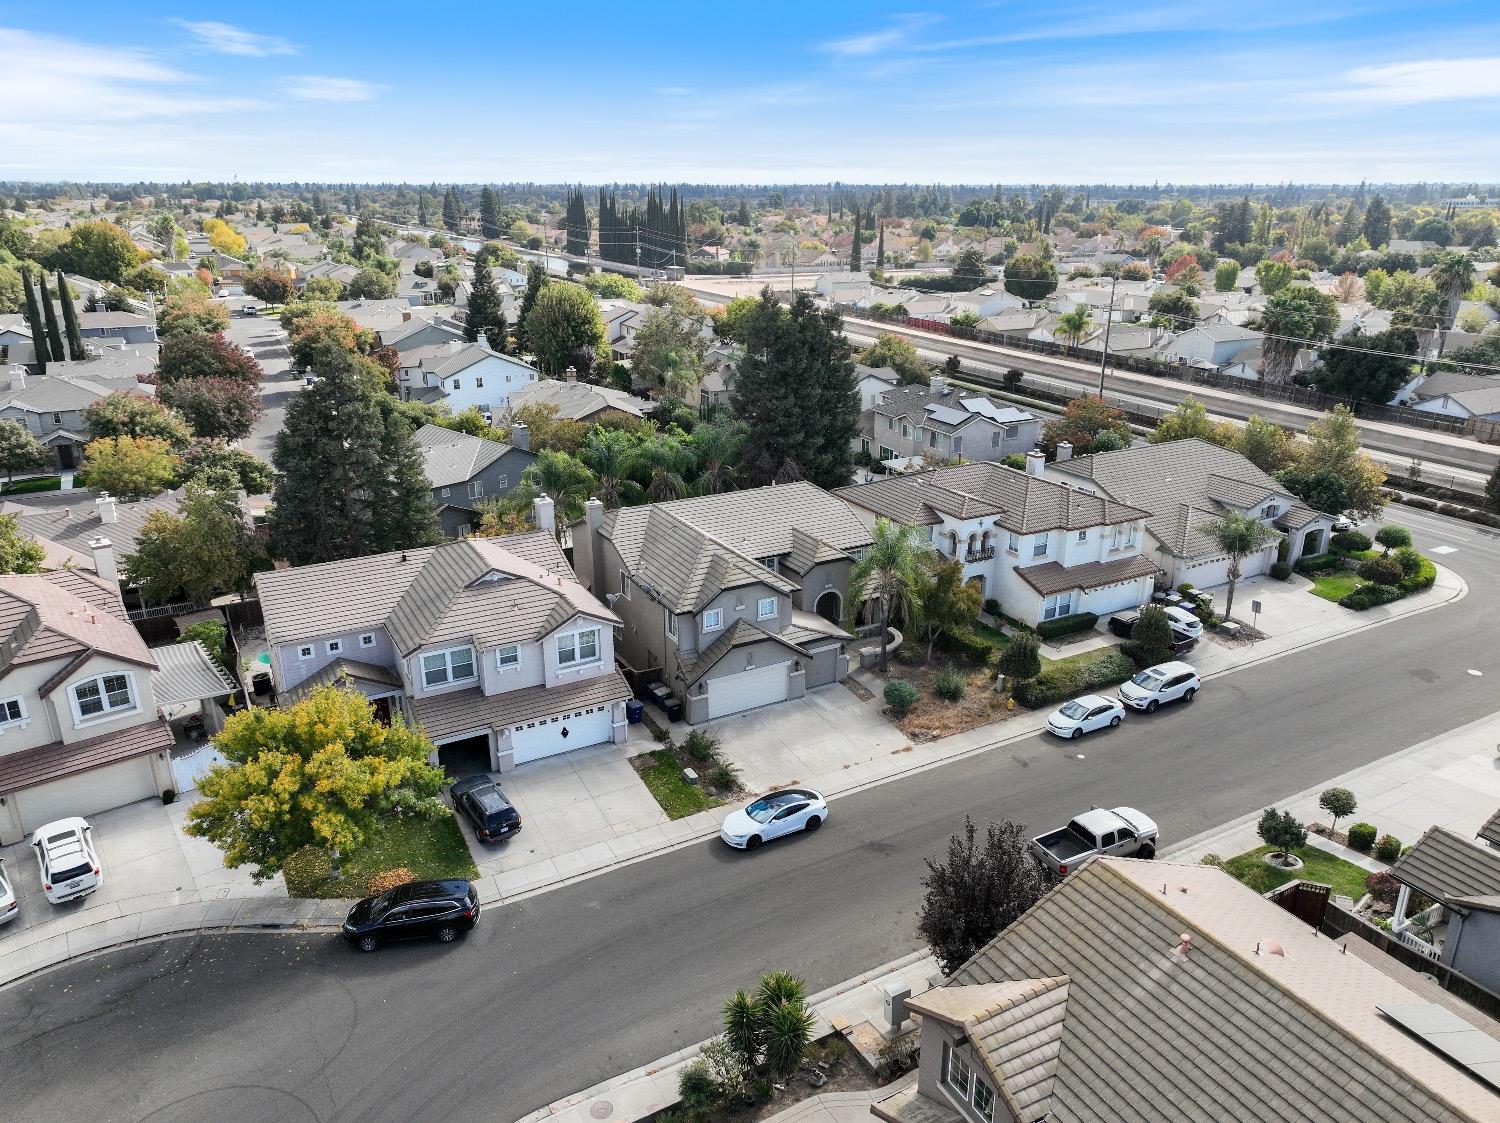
[
  {"x1": 972, "y1": 1080, "x2": 995, "y2": 1122},
  {"x1": 886, "y1": 416, "x2": 895, "y2": 430},
  {"x1": 757, "y1": 597, "x2": 777, "y2": 620},
  {"x1": 495, "y1": 475, "x2": 507, "y2": 489},
  {"x1": 860, "y1": 438, "x2": 871, "y2": 454},
  {"x1": 52, "y1": 412, "x2": 62, "y2": 425},
  {"x1": 665, "y1": 610, "x2": 678, "y2": 639},
  {"x1": 1125, "y1": 523, "x2": 1138, "y2": 545},
  {"x1": 359, "y1": 633, "x2": 376, "y2": 648},
  {"x1": 929, "y1": 431, "x2": 939, "y2": 449},
  {"x1": 1042, "y1": 592, "x2": 1074, "y2": 621},
  {"x1": 952, "y1": 436, "x2": 963, "y2": 455},
  {"x1": 879, "y1": 446, "x2": 895, "y2": 460},
  {"x1": 618, "y1": 570, "x2": 630, "y2": 599},
  {"x1": 991, "y1": 430, "x2": 1001, "y2": 448},
  {"x1": 326, "y1": 639, "x2": 343, "y2": 655},
  {"x1": 703, "y1": 608, "x2": 724, "y2": 631},
  {"x1": 945, "y1": 1046, "x2": 973, "y2": 1098},
  {"x1": 1077, "y1": 529, "x2": 1087, "y2": 542},
  {"x1": 297, "y1": 644, "x2": 315, "y2": 660},
  {"x1": 452, "y1": 379, "x2": 461, "y2": 389},
  {"x1": 557, "y1": 627, "x2": 600, "y2": 667},
  {"x1": 475, "y1": 377, "x2": 483, "y2": 388},
  {"x1": 1005, "y1": 424, "x2": 1019, "y2": 439},
  {"x1": 470, "y1": 481, "x2": 484, "y2": 498},
  {"x1": 440, "y1": 487, "x2": 451, "y2": 497},
  {"x1": 1008, "y1": 532, "x2": 1019, "y2": 552},
  {"x1": 1032, "y1": 537, "x2": 1049, "y2": 558},
  {"x1": 1262, "y1": 503, "x2": 1279, "y2": 518},
  {"x1": 0, "y1": 697, "x2": 26, "y2": 727},
  {"x1": 902, "y1": 423, "x2": 910, "y2": 438},
  {"x1": 71, "y1": 673, "x2": 135, "y2": 722},
  {"x1": 421, "y1": 645, "x2": 476, "y2": 687},
  {"x1": 496, "y1": 644, "x2": 520, "y2": 669}
]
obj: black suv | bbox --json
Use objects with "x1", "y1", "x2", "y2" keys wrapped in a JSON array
[
  {"x1": 342, "y1": 879, "x2": 479, "y2": 952},
  {"x1": 451, "y1": 775, "x2": 522, "y2": 842},
  {"x1": 1106, "y1": 612, "x2": 1197, "y2": 654}
]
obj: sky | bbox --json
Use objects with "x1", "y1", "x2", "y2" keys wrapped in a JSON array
[{"x1": 4, "y1": 1, "x2": 1499, "y2": 185}]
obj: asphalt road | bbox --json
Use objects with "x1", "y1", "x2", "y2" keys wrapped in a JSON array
[
  {"x1": 220, "y1": 300, "x2": 298, "y2": 465},
  {"x1": 1, "y1": 510, "x2": 1496, "y2": 1123}
]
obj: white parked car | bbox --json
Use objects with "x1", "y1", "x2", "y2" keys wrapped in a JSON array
[
  {"x1": 720, "y1": 789, "x2": 827, "y2": 850},
  {"x1": 1332, "y1": 513, "x2": 1358, "y2": 532},
  {"x1": 1118, "y1": 661, "x2": 1201, "y2": 713},
  {"x1": 1162, "y1": 605, "x2": 1204, "y2": 639},
  {"x1": 1046, "y1": 694, "x2": 1125, "y2": 739},
  {"x1": 0, "y1": 858, "x2": 16, "y2": 924},
  {"x1": 32, "y1": 817, "x2": 103, "y2": 905}
]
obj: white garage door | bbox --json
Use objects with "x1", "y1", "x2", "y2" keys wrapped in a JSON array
[
  {"x1": 707, "y1": 662, "x2": 791, "y2": 721},
  {"x1": 16, "y1": 757, "x2": 157, "y2": 834},
  {"x1": 1183, "y1": 557, "x2": 1233, "y2": 589},
  {"x1": 510, "y1": 705, "x2": 613, "y2": 765}
]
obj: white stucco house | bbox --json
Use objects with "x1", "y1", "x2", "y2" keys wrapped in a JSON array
[{"x1": 395, "y1": 341, "x2": 539, "y2": 416}]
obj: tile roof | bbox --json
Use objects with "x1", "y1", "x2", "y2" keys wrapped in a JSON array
[
  {"x1": 676, "y1": 620, "x2": 807, "y2": 685},
  {"x1": 411, "y1": 424, "x2": 514, "y2": 487},
  {"x1": 934, "y1": 857, "x2": 1499, "y2": 1123},
  {"x1": 1480, "y1": 809, "x2": 1500, "y2": 850},
  {"x1": 0, "y1": 570, "x2": 152, "y2": 680},
  {"x1": 3, "y1": 488, "x2": 190, "y2": 565},
  {"x1": 510, "y1": 379, "x2": 653, "y2": 421},
  {"x1": 1015, "y1": 554, "x2": 1161, "y2": 597},
  {"x1": 1391, "y1": 826, "x2": 1500, "y2": 906},
  {"x1": 603, "y1": 483, "x2": 872, "y2": 614},
  {"x1": 0, "y1": 718, "x2": 174, "y2": 796},
  {"x1": 834, "y1": 463, "x2": 1148, "y2": 535},
  {"x1": 0, "y1": 372, "x2": 146, "y2": 413},
  {"x1": 283, "y1": 658, "x2": 402, "y2": 703},
  {"x1": 148, "y1": 641, "x2": 237, "y2": 706},
  {"x1": 872, "y1": 384, "x2": 1034, "y2": 433},
  {"x1": 410, "y1": 670, "x2": 631, "y2": 740}
]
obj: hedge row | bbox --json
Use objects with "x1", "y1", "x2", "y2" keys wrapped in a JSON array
[
  {"x1": 1036, "y1": 612, "x2": 1099, "y2": 641},
  {"x1": 1392, "y1": 492, "x2": 1500, "y2": 529},
  {"x1": 684, "y1": 261, "x2": 754, "y2": 276},
  {"x1": 1013, "y1": 651, "x2": 1137, "y2": 708},
  {"x1": 936, "y1": 627, "x2": 997, "y2": 664},
  {"x1": 1295, "y1": 553, "x2": 1344, "y2": 575}
]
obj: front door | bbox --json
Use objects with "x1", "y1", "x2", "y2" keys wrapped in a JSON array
[
  {"x1": 56, "y1": 444, "x2": 76, "y2": 469},
  {"x1": 372, "y1": 696, "x2": 393, "y2": 725}
]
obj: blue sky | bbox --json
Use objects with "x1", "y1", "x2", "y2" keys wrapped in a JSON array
[{"x1": 4, "y1": 1, "x2": 1499, "y2": 184}]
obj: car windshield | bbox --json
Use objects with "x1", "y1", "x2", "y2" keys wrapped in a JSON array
[
  {"x1": 1131, "y1": 671, "x2": 1164, "y2": 688},
  {"x1": 745, "y1": 799, "x2": 780, "y2": 824},
  {"x1": 1058, "y1": 701, "x2": 1088, "y2": 719}
]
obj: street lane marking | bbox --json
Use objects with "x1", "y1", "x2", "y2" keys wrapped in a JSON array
[{"x1": 1429, "y1": 545, "x2": 1458, "y2": 554}]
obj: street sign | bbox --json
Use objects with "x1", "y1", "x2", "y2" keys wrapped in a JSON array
[{"x1": 1251, "y1": 600, "x2": 1262, "y2": 615}]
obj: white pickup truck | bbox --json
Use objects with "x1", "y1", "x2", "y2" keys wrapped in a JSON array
[{"x1": 1031, "y1": 806, "x2": 1159, "y2": 876}]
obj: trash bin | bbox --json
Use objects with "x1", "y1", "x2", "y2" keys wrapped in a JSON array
[
  {"x1": 626, "y1": 699, "x2": 644, "y2": 724},
  {"x1": 664, "y1": 695, "x2": 685, "y2": 723}
]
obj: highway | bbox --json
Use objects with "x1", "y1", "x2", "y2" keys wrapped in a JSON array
[{"x1": 0, "y1": 508, "x2": 1494, "y2": 1123}]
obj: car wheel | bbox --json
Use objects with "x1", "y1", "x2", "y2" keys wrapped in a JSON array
[
  {"x1": 436, "y1": 925, "x2": 460, "y2": 943},
  {"x1": 1145, "y1": 700, "x2": 1159, "y2": 713},
  {"x1": 1183, "y1": 688, "x2": 1197, "y2": 703},
  {"x1": 804, "y1": 815, "x2": 822, "y2": 833},
  {"x1": 745, "y1": 835, "x2": 763, "y2": 850},
  {"x1": 1137, "y1": 843, "x2": 1156, "y2": 860},
  {"x1": 357, "y1": 935, "x2": 380, "y2": 953},
  {"x1": 1070, "y1": 727, "x2": 1083, "y2": 739},
  {"x1": 1109, "y1": 715, "x2": 1121, "y2": 727}
]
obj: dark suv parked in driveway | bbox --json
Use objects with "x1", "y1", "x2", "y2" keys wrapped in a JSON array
[
  {"x1": 450, "y1": 775, "x2": 522, "y2": 842},
  {"x1": 342, "y1": 879, "x2": 479, "y2": 952},
  {"x1": 1106, "y1": 611, "x2": 1197, "y2": 655}
]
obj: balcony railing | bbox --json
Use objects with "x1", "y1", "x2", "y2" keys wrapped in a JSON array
[{"x1": 965, "y1": 546, "x2": 996, "y2": 562}]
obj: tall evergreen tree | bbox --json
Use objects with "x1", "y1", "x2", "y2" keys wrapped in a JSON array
[
  {"x1": 372, "y1": 398, "x2": 441, "y2": 552},
  {"x1": 876, "y1": 220, "x2": 885, "y2": 269},
  {"x1": 478, "y1": 186, "x2": 501, "y2": 241},
  {"x1": 465, "y1": 257, "x2": 506, "y2": 351},
  {"x1": 564, "y1": 188, "x2": 590, "y2": 256},
  {"x1": 516, "y1": 263, "x2": 549, "y2": 351},
  {"x1": 19, "y1": 269, "x2": 47, "y2": 375},
  {"x1": 56, "y1": 270, "x2": 84, "y2": 360},
  {"x1": 417, "y1": 193, "x2": 431, "y2": 227},
  {"x1": 849, "y1": 205, "x2": 862, "y2": 272},
  {"x1": 441, "y1": 186, "x2": 463, "y2": 233},
  {"x1": 35, "y1": 272, "x2": 66, "y2": 363}
]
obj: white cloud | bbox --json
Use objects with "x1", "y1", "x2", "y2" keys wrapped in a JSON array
[
  {"x1": 283, "y1": 76, "x2": 382, "y2": 102},
  {"x1": 821, "y1": 14, "x2": 939, "y2": 57},
  {"x1": 175, "y1": 20, "x2": 298, "y2": 56},
  {"x1": 1327, "y1": 57, "x2": 1500, "y2": 104}
]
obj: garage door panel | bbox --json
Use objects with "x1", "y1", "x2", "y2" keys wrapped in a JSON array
[
  {"x1": 510, "y1": 706, "x2": 613, "y2": 764},
  {"x1": 706, "y1": 663, "x2": 790, "y2": 721},
  {"x1": 17, "y1": 758, "x2": 156, "y2": 834}
]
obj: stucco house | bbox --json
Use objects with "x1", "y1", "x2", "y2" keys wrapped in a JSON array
[
  {"x1": 255, "y1": 522, "x2": 632, "y2": 774},
  {"x1": 859, "y1": 377, "x2": 1040, "y2": 465},
  {"x1": 507, "y1": 378, "x2": 654, "y2": 424},
  {"x1": 1389, "y1": 825, "x2": 1500, "y2": 996},
  {"x1": 411, "y1": 424, "x2": 536, "y2": 537},
  {"x1": 1159, "y1": 324, "x2": 1262, "y2": 368},
  {"x1": 835, "y1": 454, "x2": 1156, "y2": 624},
  {"x1": 0, "y1": 369, "x2": 154, "y2": 469},
  {"x1": 395, "y1": 341, "x2": 538, "y2": 417},
  {"x1": 1050, "y1": 438, "x2": 1334, "y2": 587},
  {"x1": 570, "y1": 482, "x2": 872, "y2": 725}
]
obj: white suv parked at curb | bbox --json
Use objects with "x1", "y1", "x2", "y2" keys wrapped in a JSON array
[
  {"x1": 32, "y1": 817, "x2": 103, "y2": 905},
  {"x1": 1118, "y1": 661, "x2": 1200, "y2": 713}
]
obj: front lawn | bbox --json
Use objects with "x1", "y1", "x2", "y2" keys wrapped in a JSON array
[
  {"x1": 1222, "y1": 844, "x2": 1371, "y2": 901},
  {"x1": 636, "y1": 749, "x2": 724, "y2": 819},
  {"x1": 1, "y1": 476, "x2": 61, "y2": 495},
  {"x1": 302, "y1": 812, "x2": 478, "y2": 899},
  {"x1": 1043, "y1": 643, "x2": 1125, "y2": 671},
  {"x1": 1309, "y1": 571, "x2": 1364, "y2": 602}
]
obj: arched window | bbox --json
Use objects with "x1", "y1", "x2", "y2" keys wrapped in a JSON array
[
  {"x1": 980, "y1": 531, "x2": 992, "y2": 550},
  {"x1": 947, "y1": 531, "x2": 959, "y2": 555},
  {"x1": 967, "y1": 533, "x2": 979, "y2": 554}
]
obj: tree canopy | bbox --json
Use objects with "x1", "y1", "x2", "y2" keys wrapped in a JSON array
[
  {"x1": 522, "y1": 282, "x2": 605, "y2": 376},
  {"x1": 124, "y1": 485, "x2": 267, "y2": 603},
  {"x1": 78, "y1": 436, "x2": 180, "y2": 500}
]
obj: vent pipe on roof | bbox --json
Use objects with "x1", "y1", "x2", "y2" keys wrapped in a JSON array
[{"x1": 1172, "y1": 933, "x2": 1192, "y2": 959}]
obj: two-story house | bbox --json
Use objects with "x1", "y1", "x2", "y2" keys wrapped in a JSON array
[
  {"x1": 0, "y1": 571, "x2": 177, "y2": 844},
  {"x1": 1050, "y1": 438, "x2": 1335, "y2": 588},
  {"x1": 507, "y1": 378, "x2": 654, "y2": 424},
  {"x1": 570, "y1": 482, "x2": 873, "y2": 724},
  {"x1": 255, "y1": 526, "x2": 631, "y2": 774},
  {"x1": 395, "y1": 341, "x2": 538, "y2": 417},
  {"x1": 411, "y1": 424, "x2": 536, "y2": 537},
  {"x1": 0, "y1": 370, "x2": 154, "y2": 469},
  {"x1": 835, "y1": 455, "x2": 1157, "y2": 625},
  {"x1": 860, "y1": 378, "x2": 1041, "y2": 466}
]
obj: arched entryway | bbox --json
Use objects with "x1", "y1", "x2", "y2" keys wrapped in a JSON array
[{"x1": 815, "y1": 590, "x2": 842, "y2": 624}]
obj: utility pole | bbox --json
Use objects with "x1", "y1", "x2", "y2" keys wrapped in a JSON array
[{"x1": 1097, "y1": 272, "x2": 1118, "y2": 399}]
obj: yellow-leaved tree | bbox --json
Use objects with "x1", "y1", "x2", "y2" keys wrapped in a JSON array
[
  {"x1": 185, "y1": 685, "x2": 448, "y2": 881},
  {"x1": 202, "y1": 216, "x2": 248, "y2": 258}
]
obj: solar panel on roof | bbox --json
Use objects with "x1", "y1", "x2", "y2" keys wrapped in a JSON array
[
  {"x1": 1380, "y1": 1002, "x2": 1500, "y2": 1091},
  {"x1": 925, "y1": 404, "x2": 969, "y2": 426}
]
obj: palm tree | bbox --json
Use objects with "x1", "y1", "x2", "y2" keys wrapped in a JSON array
[
  {"x1": 580, "y1": 427, "x2": 635, "y2": 508},
  {"x1": 632, "y1": 434, "x2": 694, "y2": 502},
  {"x1": 1055, "y1": 307, "x2": 1093, "y2": 353},
  {"x1": 845, "y1": 518, "x2": 933, "y2": 672},
  {"x1": 520, "y1": 450, "x2": 597, "y2": 534},
  {"x1": 1430, "y1": 251, "x2": 1475, "y2": 357},
  {"x1": 690, "y1": 419, "x2": 744, "y2": 495},
  {"x1": 1198, "y1": 511, "x2": 1278, "y2": 622}
]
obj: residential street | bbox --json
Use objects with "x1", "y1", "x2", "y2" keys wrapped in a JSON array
[
  {"x1": 0, "y1": 510, "x2": 1494, "y2": 1123},
  {"x1": 221, "y1": 300, "x2": 297, "y2": 465}
]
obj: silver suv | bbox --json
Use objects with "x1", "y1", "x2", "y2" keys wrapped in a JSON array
[{"x1": 1118, "y1": 661, "x2": 1200, "y2": 713}]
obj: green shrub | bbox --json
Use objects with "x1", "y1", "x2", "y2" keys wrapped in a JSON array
[
  {"x1": 1001, "y1": 453, "x2": 1027, "y2": 470},
  {"x1": 683, "y1": 729, "x2": 720, "y2": 763},
  {"x1": 884, "y1": 680, "x2": 920, "y2": 712},
  {"x1": 1347, "y1": 822, "x2": 1378, "y2": 852},
  {"x1": 678, "y1": 1059, "x2": 721, "y2": 1117},
  {"x1": 283, "y1": 846, "x2": 332, "y2": 897},
  {"x1": 1398, "y1": 554, "x2": 1437, "y2": 594},
  {"x1": 1121, "y1": 641, "x2": 1173, "y2": 669},
  {"x1": 1340, "y1": 583, "x2": 1402, "y2": 611},
  {"x1": 161, "y1": 787, "x2": 176, "y2": 805},
  {"x1": 1035, "y1": 611, "x2": 1098, "y2": 641},
  {"x1": 1392, "y1": 546, "x2": 1424, "y2": 577},
  {"x1": 711, "y1": 761, "x2": 742, "y2": 792},
  {"x1": 936, "y1": 627, "x2": 995, "y2": 664},
  {"x1": 894, "y1": 642, "x2": 925, "y2": 665},
  {"x1": 1269, "y1": 561, "x2": 1292, "y2": 581},
  {"x1": 1358, "y1": 555, "x2": 1405, "y2": 585},
  {"x1": 934, "y1": 669, "x2": 966, "y2": 701},
  {"x1": 1375, "y1": 525, "x2": 1412, "y2": 552},
  {"x1": 983, "y1": 598, "x2": 1001, "y2": 616},
  {"x1": 1375, "y1": 834, "x2": 1402, "y2": 863},
  {"x1": 1013, "y1": 651, "x2": 1136, "y2": 707},
  {"x1": 1365, "y1": 870, "x2": 1400, "y2": 907},
  {"x1": 1296, "y1": 553, "x2": 1343, "y2": 575},
  {"x1": 1331, "y1": 530, "x2": 1372, "y2": 553}
]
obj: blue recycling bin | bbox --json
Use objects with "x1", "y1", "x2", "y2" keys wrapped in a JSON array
[{"x1": 626, "y1": 699, "x2": 644, "y2": 724}]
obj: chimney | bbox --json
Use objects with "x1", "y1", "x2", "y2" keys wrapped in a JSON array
[
  {"x1": 88, "y1": 535, "x2": 118, "y2": 587},
  {"x1": 1026, "y1": 449, "x2": 1046, "y2": 479},
  {"x1": 449, "y1": 340, "x2": 463, "y2": 353},
  {"x1": 532, "y1": 494, "x2": 555, "y2": 534},
  {"x1": 1056, "y1": 441, "x2": 1073, "y2": 462},
  {"x1": 510, "y1": 422, "x2": 530, "y2": 451},
  {"x1": 401, "y1": 310, "x2": 412, "y2": 322},
  {"x1": 565, "y1": 365, "x2": 578, "y2": 383},
  {"x1": 7, "y1": 368, "x2": 25, "y2": 392},
  {"x1": 584, "y1": 496, "x2": 604, "y2": 534},
  {"x1": 95, "y1": 492, "x2": 119, "y2": 524},
  {"x1": 930, "y1": 375, "x2": 947, "y2": 395}
]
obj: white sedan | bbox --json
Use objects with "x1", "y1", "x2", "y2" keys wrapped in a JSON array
[
  {"x1": 0, "y1": 859, "x2": 16, "y2": 925},
  {"x1": 1046, "y1": 694, "x2": 1125, "y2": 739},
  {"x1": 720, "y1": 789, "x2": 828, "y2": 850}
]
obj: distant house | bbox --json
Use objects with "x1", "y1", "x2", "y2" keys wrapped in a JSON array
[
  {"x1": 1407, "y1": 372, "x2": 1500, "y2": 421},
  {"x1": 0, "y1": 368, "x2": 154, "y2": 469},
  {"x1": 507, "y1": 378, "x2": 653, "y2": 424},
  {"x1": 1158, "y1": 324, "x2": 1262, "y2": 368},
  {"x1": 377, "y1": 316, "x2": 467, "y2": 354},
  {"x1": 336, "y1": 298, "x2": 435, "y2": 335},
  {"x1": 296, "y1": 260, "x2": 360, "y2": 293},
  {"x1": 853, "y1": 364, "x2": 900, "y2": 409},
  {"x1": 859, "y1": 376, "x2": 1040, "y2": 465},
  {"x1": 411, "y1": 424, "x2": 535, "y2": 537},
  {"x1": 75, "y1": 311, "x2": 156, "y2": 346},
  {"x1": 395, "y1": 342, "x2": 538, "y2": 417},
  {"x1": 1389, "y1": 239, "x2": 1440, "y2": 255},
  {"x1": 0, "y1": 316, "x2": 36, "y2": 365}
]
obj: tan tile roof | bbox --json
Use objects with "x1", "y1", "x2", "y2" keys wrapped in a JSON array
[
  {"x1": 1014, "y1": 553, "x2": 1161, "y2": 597},
  {"x1": 1480, "y1": 809, "x2": 1500, "y2": 850},
  {"x1": 0, "y1": 718, "x2": 173, "y2": 795},
  {"x1": 410, "y1": 670, "x2": 631, "y2": 740},
  {"x1": 1391, "y1": 826, "x2": 1500, "y2": 906},
  {"x1": 0, "y1": 571, "x2": 152, "y2": 679}
]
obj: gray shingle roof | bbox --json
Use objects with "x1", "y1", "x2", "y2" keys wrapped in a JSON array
[
  {"x1": 411, "y1": 424, "x2": 514, "y2": 488},
  {"x1": 411, "y1": 670, "x2": 631, "y2": 740},
  {"x1": 510, "y1": 379, "x2": 653, "y2": 421},
  {"x1": 924, "y1": 857, "x2": 1496, "y2": 1123},
  {"x1": 1480, "y1": 809, "x2": 1500, "y2": 850},
  {"x1": 0, "y1": 373, "x2": 145, "y2": 413},
  {"x1": 676, "y1": 620, "x2": 806, "y2": 685},
  {"x1": 148, "y1": 641, "x2": 236, "y2": 705},
  {"x1": 1391, "y1": 826, "x2": 1500, "y2": 906},
  {"x1": 835, "y1": 463, "x2": 1148, "y2": 535},
  {"x1": 283, "y1": 658, "x2": 402, "y2": 703}
]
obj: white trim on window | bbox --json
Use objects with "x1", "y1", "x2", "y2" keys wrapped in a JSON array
[
  {"x1": 297, "y1": 644, "x2": 315, "y2": 660},
  {"x1": 359, "y1": 633, "x2": 377, "y2": 648},
  {"x1": 421, "y1": 645, "x2": 477, "y2": 688},
  {"x1": 496, "y1": 643, "x2": 521, "y2": 669},
  {"x1": 665, "y1": 609, "x2": 678, "y2": 639},
  {"x1": 1032, "y1": 537, "x2": 1049, "y2": 558},
  {"x1": 1077, "y1": 529, "x2": 1087, "y2": 542},
  {"x1": 557, "y1": 627, "x2": 600, "y2": 668},
  {"x1": 703, "y1": 608, "x2": 724, "y2": 632},
  {"x1": 756, "y1": 596, "x2": 777, "y2": 621},
  {"x1": 326, "y1": 639, "x2": 343, "y2": 655},
  {"x1": 619, "y1": 570, "x2": 630, "y2": 599},
  {"x1": 69, "y1": 672, "x2": 138, "y2": 726},
  {"x1": 0, "y1": 695, "x2": 28, "y2": 730}
]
